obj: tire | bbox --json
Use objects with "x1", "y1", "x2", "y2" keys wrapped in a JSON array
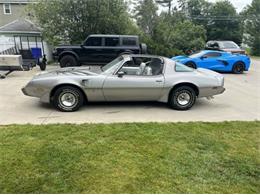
[
  {"x1": 185, "y1": 61, "x2": 197, "y2": 69},
  {"x1": 39, "y1": 62, "x2": 46, "y2": 71},
  {"x1": 169, "y1": 86, "x2": 197, "y2": 111},
  {"x1": 232, "y1": 62, "x2": 245, "y2": 74},
  {"x1": 60, "y1": 55, "x2": 78, "y2": 68},
  {"x1": 53, "y1": 86, "x2": 84, "y2": 112}
]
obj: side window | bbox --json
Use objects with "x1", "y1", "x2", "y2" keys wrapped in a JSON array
[
  {"x1": 204, "y1": 52, "x2": 221, "y2": 58},
  {"x1": 105, "y1": 37, "x2": 119, "y2": 47},
  {"x1": 85, "y1": 37, "x2": 102, "y2": 46},
  {"x1": 3, "y1": 3, "x2": 11, "y2": 14},
  {"x1": 122, "y1": 37, "x2": 137, "y2": 46},
  {"x1": 118, "y1": 57, "x2": 163, "y2": 76}
]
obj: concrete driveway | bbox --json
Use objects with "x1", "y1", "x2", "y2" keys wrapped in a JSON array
[{"x1": 0, "y1": 59, "x2": 259, "y2": 124}]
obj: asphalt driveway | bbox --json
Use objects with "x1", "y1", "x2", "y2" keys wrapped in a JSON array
[{"x1": 0, "y1": 58, "x2": 259, "y2": 124}]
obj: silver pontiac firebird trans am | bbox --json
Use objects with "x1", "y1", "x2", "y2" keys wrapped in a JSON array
[{"x1": 22, "y1": 54, "x2": 225, "y2": 112}]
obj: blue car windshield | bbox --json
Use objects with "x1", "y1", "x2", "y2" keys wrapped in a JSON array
[{"x1": 175, "y1": 62, "x2": 194, "y2": 72}]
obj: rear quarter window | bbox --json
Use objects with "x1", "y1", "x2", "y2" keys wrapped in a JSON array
[{"x1": 175, "y1": 62, "x2": 194, "y2": 72}]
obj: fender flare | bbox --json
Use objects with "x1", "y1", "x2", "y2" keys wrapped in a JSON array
[{"x1": 58, "y1": 51, "x2": 80, "y2": 62}]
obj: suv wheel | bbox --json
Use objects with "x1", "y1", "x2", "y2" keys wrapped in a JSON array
[
  {"x1": 169, "y1": 86, "x2": 197, "y2": 110},
  {"x1": 53, "y1": 86, "x2": 84, "y2": 112},
  {"x1": 60, "y1": 55, "x2": 78, "y2": 68}
]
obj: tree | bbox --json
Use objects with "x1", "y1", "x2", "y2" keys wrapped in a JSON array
[
  {"x1": 156, "y1": 0, "x2": 174, "y2": 14},
  {"x1": 242, "y1": 0, "x2": 260, "y2": 56},
  {"x1": 134, "y1": 0, "x2": 158, "y2": 35},
  {"x1": 178, "y1": 0, "x2": 212, "y2": 26},
  {"x1": 206, "y1": 0, "x2": 243, "y2": 44},
  {"x1": 147, "y1": 13, "x2": 206, "y2": 56},
  {"x1": 29, "y1": 0, "x2": 139, "y2": 45}
]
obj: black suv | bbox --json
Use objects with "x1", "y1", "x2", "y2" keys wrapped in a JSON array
[{"x1": 53, "y1": 34, "x2": 147, "y2": 67}]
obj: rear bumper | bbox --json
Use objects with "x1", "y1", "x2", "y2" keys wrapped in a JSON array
[{"x1": 199, "y1": 86, "x2": 225, "y2": 98}]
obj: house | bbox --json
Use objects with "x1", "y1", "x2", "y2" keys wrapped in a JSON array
[
  {"x1": 0, "y1": 19, "x2": 52, "y2": 61},
  {"x1": 0, "y1": 0, "x2": 36, "y2": 27},
  {"x1": 0, "y1": 1, "x2": 52, "y2": 62}
]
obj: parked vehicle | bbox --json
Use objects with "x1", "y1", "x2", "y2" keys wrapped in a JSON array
[
  {"x1": 171, "y1": 50, "x2": 250, "y2": 74},
  {"x1": 205, "y1": 40, "x2": 246, "y2": 55},
  {"x1": 53, "y1": 34, "x2": 147, "y2": 67},
  {"x1": 22, "y1": 54, "x2": 225, "y2": 112}
]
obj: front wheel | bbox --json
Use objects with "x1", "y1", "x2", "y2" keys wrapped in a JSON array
[
  {"x1": 60, "y1": 55, "x2": 78, "y2": 68},
  {"x1": 53, "y1": 86, "x2": 84, "y2": 112},
  {"x1": 232, "y1": 62, "x2": 245, "y2": 74},
  {"x1": 169, "y1": 86, "x2": 197, "y2": 110}
]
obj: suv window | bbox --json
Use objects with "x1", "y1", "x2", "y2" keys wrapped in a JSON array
[
  {"x1": 204, "y1": 52, "x2": 221, "y2": 58},
  {"x1": 105, "y1": 37, "x2": 119, "y2": 46},
  {"x1": 85, "y1": 37, "x2": 102, "y2": 46},
  {"x1": 122, "y1": 37, "x2": 137, "y2": 46}
]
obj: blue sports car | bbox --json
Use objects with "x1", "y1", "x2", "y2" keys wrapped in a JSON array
[{"x1": 171, "y1": 50, "x2": 251, "y2": 74}]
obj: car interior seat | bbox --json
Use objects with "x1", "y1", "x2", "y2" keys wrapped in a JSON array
[
  {"x1": 149, "y1": 58, "x2": 163, "y2": 75},
  {"x1": 137, "y1": 62, "x2": 146, "y2": 75}
]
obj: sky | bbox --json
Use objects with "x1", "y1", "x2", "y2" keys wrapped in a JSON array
[
  {"x1": 157, "y1": 0, "x2": 252, "y2": 13},
  {"x1": 209, "y1": 0, "x2": 252, "y2": 12}
]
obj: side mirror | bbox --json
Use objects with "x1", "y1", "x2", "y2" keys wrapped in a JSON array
[
  {"x1": 117, "y1": 71, "x2": 125, "y2": 78},
  {"x1": 200, "y1": 56, "x2": 207, "y2": 60},
  {"x1": 80, "y1": 44, "x2": 84, "y2": 48}
]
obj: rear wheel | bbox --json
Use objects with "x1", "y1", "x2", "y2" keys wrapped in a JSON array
[
  {"x1": 39, "y1": 61, "x2": 46, "y2": 71},
  {"x1": 232, "y1": 62, "x2": 245, "y2": 74},
  {"x1": 60, "y1": 55, "x2": 78, "y2": 68},
  {"x1": 53, "y1": 86, "x2": 84, "y2": 112},
  {"x1": 169, "y1": 86, "x2": 197, "y2": 110},
  {"x1": 185, "y1": 61, "x2": 197, "y2": 69}
]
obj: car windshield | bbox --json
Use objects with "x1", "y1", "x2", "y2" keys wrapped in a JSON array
[
  {"x1": 219, "y1": 41, "x2": 239, "y2": 49},
  {"x1": 189, "y1": 51, "x2": 204, "y2": 58},
  {"x1": 175, "y1": 62, "x2": 194, "y2": 72},
  {"x1": 101, "y1": 56, "x2": 124, "y2": 73}
]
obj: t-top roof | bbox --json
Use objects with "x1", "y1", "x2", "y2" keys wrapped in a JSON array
[{"x1": 0, "y1": 19, "x2": 41, "y2": 35}]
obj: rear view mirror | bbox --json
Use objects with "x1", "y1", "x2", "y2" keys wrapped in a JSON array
[{"x1": 117, "y1": 71, "x2": 125, "y2": 78}]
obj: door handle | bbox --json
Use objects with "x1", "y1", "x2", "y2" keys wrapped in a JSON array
[{"x1": 156, "y1": 80, "x2": 163, "y2": 83}]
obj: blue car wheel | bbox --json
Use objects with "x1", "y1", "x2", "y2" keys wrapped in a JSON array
[
  {"x1": 232, "y1": 62, "x2": 245, "y2": 74},
  {"x1": 185, "y1": 61, "x2": 197, "y2": 69}
]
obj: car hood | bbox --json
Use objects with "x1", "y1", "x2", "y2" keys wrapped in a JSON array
[
  {"x1": 34, "y1": 67, "x2": 101, "y2": 79},
  {"x1": 171, "y1": 55, "x2": 189, "y2": 61}
]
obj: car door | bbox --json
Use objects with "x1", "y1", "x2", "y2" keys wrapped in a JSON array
[
  {"x1": 199, "y1": 52, "x2": 223, "y2": 69},
  {"x1": 81, "y1": 37, "x2": 103, "y2": 64},
  {"x1": 102, "y1": 37, "x2": 121, "y2": 63},
  {"x1": 103, "y1": 74, "x2": 164, "y2": 101}
]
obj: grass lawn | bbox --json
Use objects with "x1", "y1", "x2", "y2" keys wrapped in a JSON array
[{"x1": 0, "y1": 122, "x2": 259, "y2": 193}]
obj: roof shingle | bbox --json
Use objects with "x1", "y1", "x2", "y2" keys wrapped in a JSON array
[{"x1": 0, "y1": 19, "x2": 41, "y2": 34}]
